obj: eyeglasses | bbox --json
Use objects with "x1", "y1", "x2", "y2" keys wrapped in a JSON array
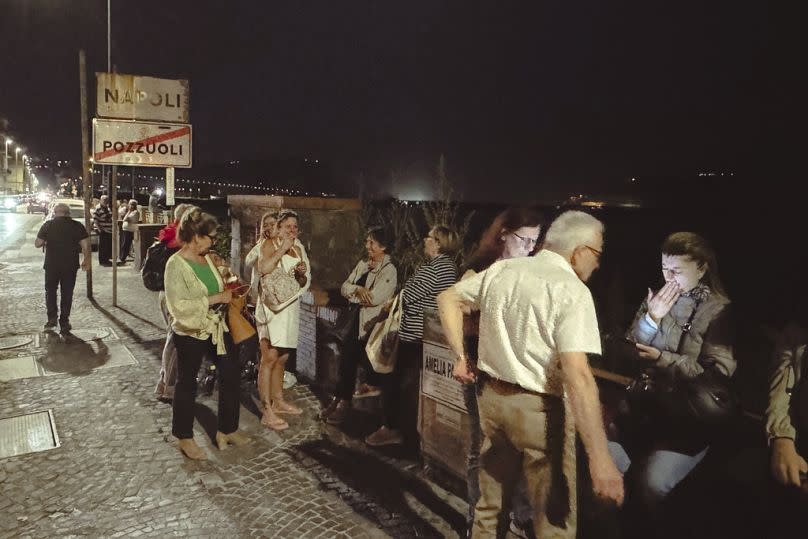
[
  {"x1": 584, "y1": 245, "x2": 602, "y2": 260},
  {"x1": 512, "y1": 232, "x2": 538, "y2": 249}
]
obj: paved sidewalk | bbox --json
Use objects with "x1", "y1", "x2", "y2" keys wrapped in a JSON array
[{"x1": 0, "y1": 217, "x2": 465, "y2": 538}]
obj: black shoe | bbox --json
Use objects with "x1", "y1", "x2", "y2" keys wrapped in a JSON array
[
  {"x1": 117, "y1": 260, "x2": 127, "y2": 265},
  {"x1": 44, "y1": 318, "x2": 57, "y2": 329},
  {"x1": 100, "y1": 261, "x2": 112, "y2": 267},
  {"x1": 59, "y1": 321, "x2": 72, "y2": 333},
  {"x1": 325, "y1": 400, "x2": 351, "y2": 425},
  {"x1": 319, "y1": 397, "x2": 340, "y2": 421}
]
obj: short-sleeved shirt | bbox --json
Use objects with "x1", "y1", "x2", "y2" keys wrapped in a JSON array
[
  {"x1": 94, "y1": 204, "x2": 113, "y2": 233},
  {"x1": 37, "y1": 217, "x2": 89, "y2": 271},
  {"x1": 453, "y1": 249, "x2": 602, "y2": 396}
]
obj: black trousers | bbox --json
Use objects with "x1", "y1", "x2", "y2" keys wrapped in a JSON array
[
  {"x1": 45, "y1": 266, "x2": 78, "y2": 323},
  {"x1": 98, "y1": 230, "x2": 112, "y2": 264},
  {"x1": 172, "y1": 332, "x2": 240, "y2": 439},
  {"x1": 380, "y1": 340, "x2": 422, "y2": 431},
  {"x1": 119, "y1": 230, "x2": 134, "y2": 262},
  {"x1": 335, "y1": 317, "x2": 382, "y2": 401}
]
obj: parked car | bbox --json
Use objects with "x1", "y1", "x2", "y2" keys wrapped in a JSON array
[
  {"x1": 45, "y1": 198, "x2": 98, "y2": 250},
  {"x1": 0, "y1": 195, "x2": 20, "y2": 212},
  {"x1": 27, "y1": 194, "x2": 50, "y2": 214}
]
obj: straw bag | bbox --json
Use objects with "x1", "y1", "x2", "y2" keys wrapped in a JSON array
[
  {"x1": 259, "y1": 245, "x2": 301, "y2": 310},
  {"x1": 365, "y1": 292, "x2": 402, "y2": 374},
  {"x1": 260, "y1": 265, "x2": 300, "y2": 310}
]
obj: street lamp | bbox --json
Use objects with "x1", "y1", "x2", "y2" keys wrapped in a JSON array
[
  {"x1": 2, "y1": 138, "x2": 11, "y2": 194},
  {"x1": 22, "y1": 154, "x2": 29, "y2": 192}
]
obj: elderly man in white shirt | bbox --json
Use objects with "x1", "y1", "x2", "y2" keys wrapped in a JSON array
[{"x1": 438, "y1": 210, "x2": 623, "y2": 539}]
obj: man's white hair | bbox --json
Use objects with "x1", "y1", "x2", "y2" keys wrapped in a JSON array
[{"x1": 543, "y1": 210, "x2": 604, "y2": 256}]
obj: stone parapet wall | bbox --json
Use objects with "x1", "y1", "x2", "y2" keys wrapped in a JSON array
[{"x1": 227, "y1": 195, "x2": 362, "y2": 291}]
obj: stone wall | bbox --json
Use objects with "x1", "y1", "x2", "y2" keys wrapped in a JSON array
[
  {"x1": 227, "y1": 195, "x2": 362, "y2": 293},
  {"x1": 296, "y1": 294, "x2": 343, "y2": 388}
]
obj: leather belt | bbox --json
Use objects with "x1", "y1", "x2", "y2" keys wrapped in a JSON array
[{"x1": 482, "y1": 373, "x2": 542, "y2": 398}]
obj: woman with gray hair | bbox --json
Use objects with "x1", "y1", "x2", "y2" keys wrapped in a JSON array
[{"x1": 364, "y1": 225, "x2": 459, "y2": 447}]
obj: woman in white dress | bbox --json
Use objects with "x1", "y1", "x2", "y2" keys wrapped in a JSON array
[
  {"x1": 245, "y1": 211, "x2": 279, "y2": 303},
  {"x1": 254, "y1": 210, "x2": 311, "y2": 430}
]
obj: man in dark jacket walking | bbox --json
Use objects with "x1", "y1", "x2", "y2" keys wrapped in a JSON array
[{"x1": 35, "y1": 203, "x2": 90, "y2": 331}]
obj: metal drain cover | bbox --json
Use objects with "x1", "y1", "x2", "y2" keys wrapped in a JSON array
[
  {"x1": 0, "y1": 356, "x2": 41, "y2": 381},
  {"x1": 65, "y1": 327, "x2": 118, "y2": 342},
  {"x1": 0, "y1": 335, "x2": 36, "y2": 350},
  {"x1": 0, "y1": 410, "x2": 60, "y2": 459}
]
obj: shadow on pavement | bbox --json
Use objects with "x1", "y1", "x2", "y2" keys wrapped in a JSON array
[
  {"x1": 194, "y1": 401, "x2": 220, "y2": 444},
  {"x1": 291, "y1": 437, "x2": 467, "y2": 538},
  {"x1": 89, "y1": 297, "x2": 149, "y2": 342},
  {"x1": 115, "y1": 305, "x2": 165, "y2": 332},
  {"x1": 38, "y1": 329, "x2": 110, "y2": 375}
]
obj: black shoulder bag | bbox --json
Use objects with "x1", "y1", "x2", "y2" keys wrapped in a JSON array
[
  {"x1": 328, "y1": 269, "x2": 371, "y2": 344},
  {"x1": 627, "y1": 299, "x2": 738, "y2": 430}
]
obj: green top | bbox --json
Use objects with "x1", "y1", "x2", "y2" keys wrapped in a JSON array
[{"x1": 187, "y1": 259, "x2": 220, "y2": 295}]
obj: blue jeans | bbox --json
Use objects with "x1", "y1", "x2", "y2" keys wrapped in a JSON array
[{"x1": 609, "y1": 441, "x2": 708, "y2": 505}]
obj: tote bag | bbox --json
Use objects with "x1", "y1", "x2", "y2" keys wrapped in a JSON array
[{"x1": 365, "y1": 292, "x2": 403, "y2": 374}]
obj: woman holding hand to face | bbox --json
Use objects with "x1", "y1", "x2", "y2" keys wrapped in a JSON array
[{"x1": 614, "y1": 232, "x2": 735, "y2": 509}]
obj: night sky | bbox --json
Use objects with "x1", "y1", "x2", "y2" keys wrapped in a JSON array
[{"x1": 0, "y1": 1, "x2": 795, "y2": 202}]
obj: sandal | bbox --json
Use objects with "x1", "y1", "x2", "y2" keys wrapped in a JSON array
[
  {"x1": 178, "y1": 438, "x2": 207, "y2": 460},
  {"x1": 261, "y1": 410, "x2": 289, "y2": 430},
  {"x1": 353, "y1": 383, "x2": 381, "y2": 400},
  {"x1": 272, "y1": 400, "x2": 303, "y2": 415}
]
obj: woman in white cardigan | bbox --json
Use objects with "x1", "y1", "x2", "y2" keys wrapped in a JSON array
[
  {"x1": 253, "y1": 210, "x2": 311, "y2": 430},
  {"x1": 321, "y1": 226, "x2": 397, "y2": 425},
  {"x1": 164, "y1": 208, "x2": 249, "y2": 460}
]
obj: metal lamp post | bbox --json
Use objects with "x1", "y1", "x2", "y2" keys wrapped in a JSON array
[
  {"x1": 14, "y1": 148, "x2": 21, "y2": 193},
  {"x1": 22, "y1": 154, "x2": 29, "y2": 192},
  {"x1": 2, "y1": 138, "x2": 11, "y2": 194}
]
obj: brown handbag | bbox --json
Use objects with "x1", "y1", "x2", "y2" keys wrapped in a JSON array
[
  {"x1": 227, "y1": 285, "x2": 256, "y2": 344},
  {"x1": 212, "y1": 255, "x2": 256, "y2": 344}
]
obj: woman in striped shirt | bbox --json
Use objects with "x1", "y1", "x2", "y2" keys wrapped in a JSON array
[{"x1": 364, "y1": 225, "x2": 460, "y2": 447}]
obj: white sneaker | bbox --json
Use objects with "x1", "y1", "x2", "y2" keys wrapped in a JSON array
[{"x1": 283, "y1": 371, "x2": 297, "y2": 389}]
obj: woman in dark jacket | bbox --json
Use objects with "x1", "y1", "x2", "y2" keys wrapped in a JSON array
[{"x1": 614, "y1": 232, "x2": 734, "y2": 507}]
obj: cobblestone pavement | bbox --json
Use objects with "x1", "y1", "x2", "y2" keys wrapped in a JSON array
[{"x1": 0, "y1": 215, "x2": 467, "y2": 538}]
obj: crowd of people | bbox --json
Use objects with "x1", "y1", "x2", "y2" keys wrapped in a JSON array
[{"x1": 35, "y1": 200, "x2": 807, "y2": 538}]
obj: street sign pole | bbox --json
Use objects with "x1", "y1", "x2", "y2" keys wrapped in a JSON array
[
  {"x1": 166, "y1": 167, "x2": 175, "y2": 206},
  {"x1": 111, "y1": 165, "x2": 118, "y2": 306},
  {"x1": 93, "y1": 72, "x2": 191, "y2": 308},
  {"x1": 79, "y1": 50, "x2": 93, "y2": 298}
]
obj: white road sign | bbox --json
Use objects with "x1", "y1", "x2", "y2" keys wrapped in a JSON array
[
  {"x1": 96, "y1": 73, "x2": 190, "y2": 123},
  {"x1": 92, "y1": 119, "x2": 192, "y2": 168}
]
